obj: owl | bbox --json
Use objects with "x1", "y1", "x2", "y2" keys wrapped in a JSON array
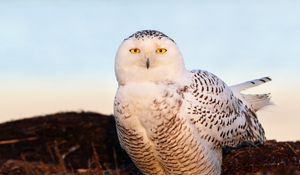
[{"x1": 114, "y1": 30, "x2": 271, "y2": 175}]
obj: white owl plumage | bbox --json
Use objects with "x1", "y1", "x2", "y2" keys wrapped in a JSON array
[{"x1": 114, "y1": 30, "x2": 271, "y2": 175}]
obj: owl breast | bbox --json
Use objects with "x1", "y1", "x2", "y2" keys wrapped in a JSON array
[{"x1": 114, "y1": 82, "x2": 221, "y2": 175}]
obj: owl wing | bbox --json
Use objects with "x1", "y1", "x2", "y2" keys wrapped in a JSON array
[{"x1": 184, "y1": 70, "x2": 269, "y2": 148}]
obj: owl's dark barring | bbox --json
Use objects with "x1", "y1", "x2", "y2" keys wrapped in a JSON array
[
  {"x1": 146, "y1": 58, "x2": 150, "y2": 69},
  {"x1": 125, "y1": 30, "x2": 175, "y2": 43}
]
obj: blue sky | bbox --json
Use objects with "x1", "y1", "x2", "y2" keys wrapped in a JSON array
[{"x1": 0, "y1": 0, "x2": 299, "y2": 140}]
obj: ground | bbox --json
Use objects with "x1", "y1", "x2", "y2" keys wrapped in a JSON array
[{"x1": 0, "y1": 112, "x2": 299, "y2": 175}]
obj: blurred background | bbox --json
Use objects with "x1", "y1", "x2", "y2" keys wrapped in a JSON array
[{"x1": 0, "y1": 0, "x2": 299, "y2": 141}]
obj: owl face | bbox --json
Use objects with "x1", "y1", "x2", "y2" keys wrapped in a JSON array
[{"x1": 115, "y1": 30, "x2": 186, "y2": 85}]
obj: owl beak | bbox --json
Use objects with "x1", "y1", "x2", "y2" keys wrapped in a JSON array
[{"x1": 146, "y1": 58, "x2": 150, "y2": 69}]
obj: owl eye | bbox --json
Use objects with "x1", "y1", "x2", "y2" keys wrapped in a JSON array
[
  {"x1": 129, "y1": 48, "x2": 140, "y2": 54},
  {"x1": 156, "y1": 48, "x2": 167, "y2": 54}
]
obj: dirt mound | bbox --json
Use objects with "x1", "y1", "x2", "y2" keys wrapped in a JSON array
[{"x1": 0, "y1": 112, "x2": 299, "y2": 174}]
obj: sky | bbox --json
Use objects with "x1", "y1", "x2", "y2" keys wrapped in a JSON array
[{"x1": 0, "y1": 0, "x2": 299, "y2": 141}]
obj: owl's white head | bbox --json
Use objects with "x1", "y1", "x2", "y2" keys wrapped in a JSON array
[{"x1": 115, "y1": 30, "x2": 187, "y2": 85}]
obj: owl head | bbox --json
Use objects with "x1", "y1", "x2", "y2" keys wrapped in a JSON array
[{"x1": 115, "y1": 30, "x2": 187, "y2": 85}]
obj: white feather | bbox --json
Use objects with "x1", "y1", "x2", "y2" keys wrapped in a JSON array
[{"x1": 230, "y1": 77, "x2": 272, "y2": 111}]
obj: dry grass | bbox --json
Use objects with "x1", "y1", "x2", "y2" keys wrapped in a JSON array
[
  {"x1": 1, "y1": 112, "x2": 299, "y2": 175},
  {"x1": 0, "y1": 141, "x2": 124, "y2": 175}
]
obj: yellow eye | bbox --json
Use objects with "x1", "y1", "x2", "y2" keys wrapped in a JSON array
[
  {"x1": 156, "y1": 48, "x2": 167, "y2": 54},
  {"x1": 129, "y1": 48, "x2": 140, "y2": 54}
]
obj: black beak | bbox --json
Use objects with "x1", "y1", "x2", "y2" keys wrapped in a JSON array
[{"x1": 146, "y1": 58, "x2": 150, "y2": 69}]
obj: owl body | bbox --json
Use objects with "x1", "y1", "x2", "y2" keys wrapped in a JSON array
[
  {"x1": 114, "y1": 76, "x2": 222, "y2": 175},
  {"x1": 114, "y1": 30, "x2": 271, "y2": 175}
]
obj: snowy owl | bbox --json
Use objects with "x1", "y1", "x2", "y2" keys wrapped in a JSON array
[{"x1": 114, "y1": 30, "x2": 271, "y2": 175}]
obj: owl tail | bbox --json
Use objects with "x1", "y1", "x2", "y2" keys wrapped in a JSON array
[{"x1": 230, "y1": 77, "x2": 272, "y2": 112}]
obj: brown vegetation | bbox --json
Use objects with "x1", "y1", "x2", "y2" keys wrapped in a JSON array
[{"x1": 0, "y1": 112, "x2": 299, "y2": 175}]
